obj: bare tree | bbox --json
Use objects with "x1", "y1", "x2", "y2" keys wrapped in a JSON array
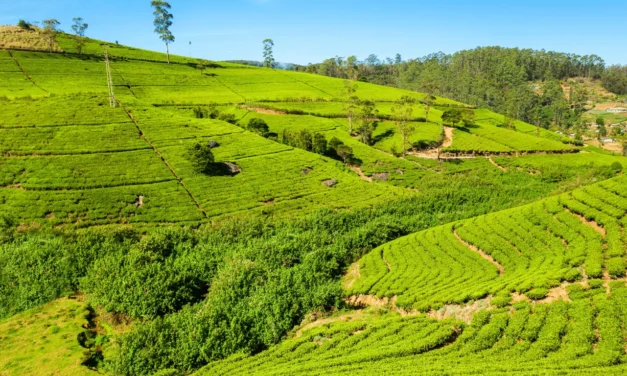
[{"x1": 151, "y1": 1, "x2": 175, "y2": 63}]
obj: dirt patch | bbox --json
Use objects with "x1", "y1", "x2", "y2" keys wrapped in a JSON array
[
  {"x1": 426, "y1": 298, "x2": 492, "y2": 324},
  {"x1": 0, "y1": 26, "x2": 61, "y2": 51},
  {"x1": 262, "y1": 198, "x2": 275, "y2": 205},
  {"x1": 603, "y1": 142, "x2": 624, "y2": 154},
  {"x1": 323, "y1": 179, "x2": 338, "y2": 187},
  {"x1": 294, "y1": 311, "x2": 366, "y2": 338},
  {"x1": 134, "y1": 195, "x2": 144, "y2": 208},
  {"x1": 346, "y1": 295, "x2": 393, "y2": 309},
  {"x1": 565, "y1": 208, "x2": 606, "y2": 237},
  {"x1": 247, "y1": 107, "x2": 286, "y2": 115},
  {"x1": 44, "y1": 212, "x2": 55, "y2": 220},
  {"x1": 301, "y1": 167, "x2": 312, "y2": 175},
  {"x1": 345, "y1": 295, "x2": 491, "y2": 324},
  {"x1": 349, "y1": 166, "x2": 372, "y2": 182},
  {"x1": 454, "y1": 230, "x2": 505, "y2": 275},
  {"x1": 594, "y1": 102, "x2": 627, "y2": 111},
  {"x1": 442, "y1": 126, "x2": 454, "y2": 148},
  {"x1": 488, "y1": 157, "x2": 507, "y2": 172},
  {"x1": 537, "y1": 283, "x2": 572, "y2": 304},
  {"x1": 511, "y1": 292, "x2": 528, "y2": 303},
  {"x1": 342, "y1": 262, "x2": 361, "y2": 290},
  {"x1": 372, "y1": 172, "x2": 390, "y2": 182}
]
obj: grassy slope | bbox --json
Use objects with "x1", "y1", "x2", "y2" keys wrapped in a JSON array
[
  {"x1": 0, "y1": 298, "x2": 92, "y2": 376},
  {"x1": 2, "y1": 34, "x2": 627, "y2": 376},
  {"x1": 198, "y1": 173, "x2": 627, "y2": 375}
]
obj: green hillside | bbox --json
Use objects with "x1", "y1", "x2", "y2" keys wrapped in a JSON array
[{"x1": 1, "y1": 32, "x2": 627, "y2": 376}]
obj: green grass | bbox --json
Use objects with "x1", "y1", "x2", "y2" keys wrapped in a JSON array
[{"x1": 0, "y1": 298, "x2": 93, "y2": 376}]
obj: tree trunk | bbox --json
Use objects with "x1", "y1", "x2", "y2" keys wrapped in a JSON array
[
  {"x1": 348, "y1": 116, "x2": 353, "y2": 135},
  {"x1": 166, "y1": 43, "x2": 170, "y2": 64}
]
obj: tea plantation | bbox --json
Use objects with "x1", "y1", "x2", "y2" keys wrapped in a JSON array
[{"x1": 1, "y1": 34, "x2": 627, "y2": 376}]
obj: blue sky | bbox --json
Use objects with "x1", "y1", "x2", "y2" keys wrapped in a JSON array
[{"x1": 1, "y1": 0, "x2": 626, "y2": 65}]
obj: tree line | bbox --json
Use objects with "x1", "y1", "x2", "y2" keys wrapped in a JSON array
[{"x1": 300, "y1": 47, "x2": 619, "y2": 130}]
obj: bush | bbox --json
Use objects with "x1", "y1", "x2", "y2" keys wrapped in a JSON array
[
  {"x1": 247, "y1": 118, "x2": 270, "y2": 137},
  {"x1": 188, "y1": 142, "x2": 215, "y2": 173},
  {"x1": 312, "y1": 133, "x2": 327, "y2": 155},
  {"x1": 607, "y1": 257, "x2": 626, "y2": 278},
  {"x1": 610, "y1": 162, "x2": 623, "y2": 173},
  {"x1": 563, "y1": 268, "x2": 582, "y2": 282},
  {"x1": 17, "y1": 20, "x2": 31, "y2": 30},
  {"x1": 526, "y1": 288, "x2": 549, "y2": 300},
  {"x1": 80, "y1": 230, "x2": 212, "y2": 318}
]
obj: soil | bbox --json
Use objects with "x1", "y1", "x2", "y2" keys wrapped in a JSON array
[
  {"x1": 454, "y1": 230, "x2": 505, "y2": 275},
  {"x1": 135, "y1": 195, "x2": 144, "y2": 208},
  {"x1": 488, "y1": 157, "x2": 507, "y2": 172},
  {"x1": 442, "y1": 126, "x2": 454, "y2": 148},
  {"x1": 342, "y1": 262, "x2": 361, "y2": 290},
  {"x1": 349, "y1": 166, "x2": 372, "y2": 182},
  {"x1": 565, "y1": 209, "x2": 606, "y2": 237},
  {"x1": 247, "y1": 107, "x2": 286, "y2": 115},
  {"x1": 538, "y1": 283, "x2": 572, "y2": 304}
]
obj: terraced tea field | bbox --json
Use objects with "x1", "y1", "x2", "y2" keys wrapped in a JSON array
[
  {"x1": 200, "y1": 174, "x2": 627, "y2": 375},
  {"x1": 2, "y1": 31, "x2": 627, "y2": 376}
]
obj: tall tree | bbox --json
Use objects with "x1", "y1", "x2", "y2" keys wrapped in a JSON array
[
  {"x1": 342, "y1": 80, "x2": 359, "y2": 135},
  {"x1": 42, "y1": 19, "x2": 60, "y2": 52},
  {"x1": 71, "y1": 17, "x2": 88, "y2": 55},
  {"x1": 151, "y1": 1, "x2": 175, "y2": 64},
  {"x1": 357, "y1": 100, "x2": 378, "y2": 145},
  {"x1": 263, "y1": 39, "x2": 275, "y2": 69},
  {"x1": 391, "y1": 96, "x2": 416, "y2": 156}
]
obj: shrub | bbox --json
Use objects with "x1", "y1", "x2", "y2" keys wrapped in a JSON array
[
  {"x1": 312, "y1": 133, "x2": 327, "y2": 155},
  {"x1": 526, "y1": 288, "x2": 549, "y2": 300},
  {"x1": 247, "y1": 118, "x2": 270, "y2": 137},
  {"x1": 187, "y1": 142, "x2": 215, "y2": 173},
  {"x1": 607, "y1": 257, "x2": 626, "y2": 278},
  {"x1": 80, "y1": 230, "x2": 212, "y2": 318},
  {"x1": 564, "y1": 268, "x2": 582, "y2": 282},
  {"x1": 17, "y1": 20, "x2": 32, "y2": 30},
  {"x1": 610, "y1": 162, "x2": 623, "y2": 173}
]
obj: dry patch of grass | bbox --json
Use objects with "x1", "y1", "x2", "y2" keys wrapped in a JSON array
[{"x1": 0, "y1": 26, "x2": 61, "y2": 52}]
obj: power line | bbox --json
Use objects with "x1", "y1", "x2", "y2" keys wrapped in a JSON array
[{"x1": 104, "y1": 46, "x2": 116, "y2": 108}]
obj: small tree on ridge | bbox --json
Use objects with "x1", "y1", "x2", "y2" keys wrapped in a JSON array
[{"x1": 263, "y1": 39, "x2": 275, "y2": 68}]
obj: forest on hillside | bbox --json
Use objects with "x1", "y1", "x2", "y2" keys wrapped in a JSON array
[{"x1": 301, "y1": 47, "x2": 627, "y2": 129}]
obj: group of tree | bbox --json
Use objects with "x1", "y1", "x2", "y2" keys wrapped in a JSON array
[
  {"x1": 309, "y1": 47, "x2": 612, "y2": 130},
  {"x1": 601, "y1": 65, "x2": 627, "y2": 95}
]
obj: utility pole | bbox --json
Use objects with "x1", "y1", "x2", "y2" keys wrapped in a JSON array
[{"x1": 104, "y1": 46, "x2": 116, "y2": 108}]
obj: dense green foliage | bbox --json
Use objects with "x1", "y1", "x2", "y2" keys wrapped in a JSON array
[
  {"x1": 307, "y1": 47, "x2": 605, "y2": 130},
  {"x1": 601, "y1": 65, "x2": 627, "y2": 95}
]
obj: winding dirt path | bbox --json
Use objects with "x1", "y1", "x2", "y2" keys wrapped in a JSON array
[
  {"x1": 349, "y1": 166, "x2": 373, "y2": 182},
  {"x1": 564, "y1": 208, "x2": 606, "y2": 237},
  {"x1": 488, "y1": 157, "x2": 507, "y2": 172},
  {"x1": 454, "y1": 230, "x2": 505, "y2": 276},
  {"x1": 442, "y1": 126, "x2": 454, "y2": 148}
]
